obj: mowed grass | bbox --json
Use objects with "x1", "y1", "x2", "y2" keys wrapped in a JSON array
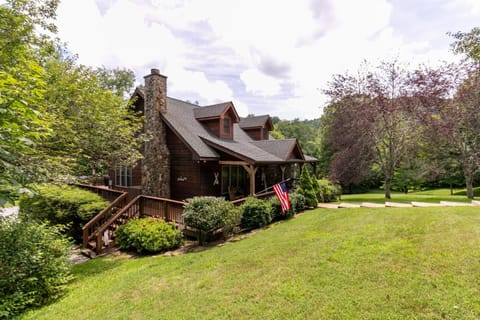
[
  {"x1": 21, "y1": 206, "x2": 480, "y2": 319},
  {"x1": 339, "y1": 188, "x2": 473, "y2": 204}
]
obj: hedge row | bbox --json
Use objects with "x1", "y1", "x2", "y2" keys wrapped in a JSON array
[
  {"x1": 182, "y1": 192, "x2": 306, "y2": 244},
  {"x1": 19, "y1": 184, "x2": 108, "y2": 241}
]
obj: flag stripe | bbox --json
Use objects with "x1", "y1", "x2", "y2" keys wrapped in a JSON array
[{"x1": 273, "y1": 182, "x2": 290, "y2": 214}]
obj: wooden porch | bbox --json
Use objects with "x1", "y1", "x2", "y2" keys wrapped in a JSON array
[{"x1": 80, "y1": 184, "x2": 280, "y2": 257}]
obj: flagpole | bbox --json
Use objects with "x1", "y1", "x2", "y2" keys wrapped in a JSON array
[{"x1": 254, "y1": 178, "x2": 291, "y2": 196}]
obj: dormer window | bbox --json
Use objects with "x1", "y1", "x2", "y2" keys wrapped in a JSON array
[
  {"x1": 223, "y1": 118, "x2": 230, "y2": 134},
  {"x1": 193, "y1": 101, "x2": 239, "y2": 139}
]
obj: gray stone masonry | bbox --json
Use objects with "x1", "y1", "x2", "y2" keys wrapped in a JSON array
[{"x1": 142, "y1": 69, "x2": 170, "y2": 198}]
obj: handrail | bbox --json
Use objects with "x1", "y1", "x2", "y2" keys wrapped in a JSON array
[
  {"x1": 76, "y1": 184, "x2": 125, "y2": 202},
  {"x1": 92, "y1": 195, "x2": 143, "y2": 253},
  {"x1": 231, "y1": 190, "x2": 276, "y2": 206},
  {"x1": 82, "y1": 192, "x2": 128, "y2": 248},
  {"x1": 140, "y1": 195, "x2": 187, "y2": 205}
]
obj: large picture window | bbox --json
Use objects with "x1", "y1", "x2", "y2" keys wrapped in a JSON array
[
  {"x1": 221, "y1": 165, "x2": 246, "y2": 195},
  {"x1": 115, "y1": 165, "x2": 132, "y2": 187}
]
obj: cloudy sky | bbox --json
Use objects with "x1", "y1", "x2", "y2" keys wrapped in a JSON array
[{"x1": 55, "y1": 0, "x2": 480, "y2": 119}]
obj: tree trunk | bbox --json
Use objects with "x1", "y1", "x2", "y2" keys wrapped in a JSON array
[
  {"x1": 465, "y1": 172, "x2": 474, "y2": 199},
  {"x1": 384, "y1": 178, "x2": 391, "y2": 199}
]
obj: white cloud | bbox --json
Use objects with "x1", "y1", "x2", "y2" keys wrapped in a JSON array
[
  {"x1": 240, "y1": 69, "x2": 282, "y2": 96},
  {"x1": 54, "y1": 0, "x2": 480, "y2": 119}
]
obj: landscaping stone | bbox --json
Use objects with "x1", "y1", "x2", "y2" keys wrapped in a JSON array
[
  {"x1": 317, "y1": 203, "x2": 339, "y2": 209},
  {"x1": 361, "y1": 202, "x2": 385, "y2": 208},
  {"x1": 439, "y1": 201, "x2": 472, "y2": 207},
  {"x1": 338, "y1": 203, "x2": 361, "y2": 208},
  {"x1": 411, "y1": 201, "x2": 443, "y2": 207},
  {"x1": 385, "y1": 202, "x2": 413, "y2": 208}
]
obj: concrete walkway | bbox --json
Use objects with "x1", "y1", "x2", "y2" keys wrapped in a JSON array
[{"x1": 318, "y1": 200, "x2": 478, "y2": 209}]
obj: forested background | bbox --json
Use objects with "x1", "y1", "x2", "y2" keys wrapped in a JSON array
[{"x1": 273, "y1": 28, "x2": 480, "y2": 198}]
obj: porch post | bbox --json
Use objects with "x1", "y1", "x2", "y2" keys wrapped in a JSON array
[
  {"x1": 280, "y1": 165, "x2": 286, "y2": 181},
  {"x1": 242, "y1": 164, "x2": 258, "y2": 196}
]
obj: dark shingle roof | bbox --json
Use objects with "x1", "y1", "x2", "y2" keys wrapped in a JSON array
[
  {"x1": 136, "y1": 88, "x2": 317, "y2": 164},
  {"x1": 193, "y1": 102, "x2": 231, "y2": 119},
  {"x1": 239, "y1": 115, "x2": 271, "y2": 128},
  {"x1": 251, "y1": 139, "x2": 303, "y2": 161},
  {"x1": 162, "y1": 98, "x2": 219, "y2": 159}
]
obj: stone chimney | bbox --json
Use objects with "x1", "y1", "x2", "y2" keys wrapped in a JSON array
[{"x1": 142, "y1": 69, "x2": 170, "y2": 198}]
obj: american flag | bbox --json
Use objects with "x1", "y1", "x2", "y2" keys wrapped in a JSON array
[{"x1": 273, "y1": 182, "x2": 290, "y2": 214}]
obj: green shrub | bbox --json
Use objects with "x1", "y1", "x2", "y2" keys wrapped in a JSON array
[
  {"x1": 290, "y1": 192, "x2": 305, "y2": 213},
  {"x1": 115, "y1": 218, "x2": 182, "y2": 254},
  {"x1": 317, "y1": 179, "x2": 342, "y2": 203},
  {"x1": 240, "y1": 197, "x2": 272, "y2": 229},
  {"x1": 297, "y1": 166, "x2": 318, "y2": 208},
  {"x1": 18, "y1": 184, "x2": 108, "y2": 241},
  {"x1": 183, "y1": 197, "x2": 241, "y2": 244},
  {"x1": 270, "y1": 192, "x2": 305, "y2": 220},
  {"x1": 0, "y1": 184, "x2": 19, "y2": 207},
  {"x1": 0, "y1": 219, "x2": 71, "y2": 318}
]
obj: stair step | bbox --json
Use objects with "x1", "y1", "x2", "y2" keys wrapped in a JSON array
[{"x1": 80, "y1": 248, "x2": 96, "y2": 258}]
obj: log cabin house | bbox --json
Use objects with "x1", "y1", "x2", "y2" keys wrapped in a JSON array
[{"x1": 108, "y1": 69, "x2": 317, "y2": 201}]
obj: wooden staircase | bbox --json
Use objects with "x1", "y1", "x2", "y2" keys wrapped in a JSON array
[{"x1": 82, "y1": 189, "x2": 186, "y2": 257}]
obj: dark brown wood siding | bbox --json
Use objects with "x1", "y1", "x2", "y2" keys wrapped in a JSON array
[
  {"x1": 166, "y1": 126, "x2": 202, "y2": 200},
  {"x1": 263, "y1": 128, "x2": 269, "y2": 140},
  {"x1": 200, "y1": 162, "x2": 222, "y2": 197},
  {"x1": 244, "y1": 128, "x2": 262, "y2": 140},
  {"x1": 202, "y1": 119, "x2": 220, "y2": 137}
]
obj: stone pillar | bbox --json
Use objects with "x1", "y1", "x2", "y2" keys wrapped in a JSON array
[{"x1": 142, "y1": 69, "x2": 170, "y2": 198}]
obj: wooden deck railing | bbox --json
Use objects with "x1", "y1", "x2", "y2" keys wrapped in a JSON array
[
  {"x1": 140, "y1": 195, "x2": 186, "y2": 224},
  {"x1": 231, "y1": 190, "x2": 276, "y2": 206},
  {"x1": 82, "y1": 191, "x2": 128, "y2": 249},
  {"x1": 87, "y1": 195, "x2": 187, "y2": 254},
  {"x1": 81, "y1": 187, "x2": 277, "y2": 255},
  {"x1": 76, "y1": 184, "x2": 125, "y2": 203}
]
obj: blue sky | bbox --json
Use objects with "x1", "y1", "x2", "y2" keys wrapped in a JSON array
[{"x1": 56, "y1": 0, "x2": 480, "y2": 119}]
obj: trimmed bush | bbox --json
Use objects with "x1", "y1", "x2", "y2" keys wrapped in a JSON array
[
  {"x1": 0, "y1": 219, "x2": 71, "y2": 318},
  {"x1": 290, "y1": 192, "x2": 306, "y2": 213},
  {"x1": 183, "y1": 197, "x2": 241, "y2": 244},
  {"x1": 317, "y1": 179, "x2": 342, "y2": 203},
  {"x1": 270, "y1": 192, "x2": 305, "y2": 220},
  {"x1": 18, "y1": 184, "x2": 108, "y2": 241},
  {"x1": 115, "y1": 218, "x2": 182, "y2": 254},
  {"x1": 240, "y1": 197, "x2": 272, "y2": 229},
  {"x1": 297, "y1": 166, "x2": 318, "y2": 208}
]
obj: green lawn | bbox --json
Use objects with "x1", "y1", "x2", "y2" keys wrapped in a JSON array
[
  {"x1": 339, "y1": 188, "x2": 473, "y2": 204},
  {"x1": 21, "y1": 206, "x2": 480, "y2": 319}
]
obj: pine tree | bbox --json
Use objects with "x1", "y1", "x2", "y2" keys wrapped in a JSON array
[{"x1": 297, "y1": 166, "x2": 318, "y2": 208}]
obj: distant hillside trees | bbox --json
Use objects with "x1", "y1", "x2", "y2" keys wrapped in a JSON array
[{"x1": 319, "y1": 28, "x2": 480, "y2": 198}]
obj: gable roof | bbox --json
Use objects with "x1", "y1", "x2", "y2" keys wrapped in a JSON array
[
  {"x1": 239, "y1": 115, "x2": 272, "y2": 130},
  {"x1": 135, "y1": 88, "x2": 317, "y2": 164},
  {"x1": 250, "y1": 139, "x2": 304, "y2": 161},
  {"x1": 194, "y1": 102, "x2": 240, "y2": 122}
]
